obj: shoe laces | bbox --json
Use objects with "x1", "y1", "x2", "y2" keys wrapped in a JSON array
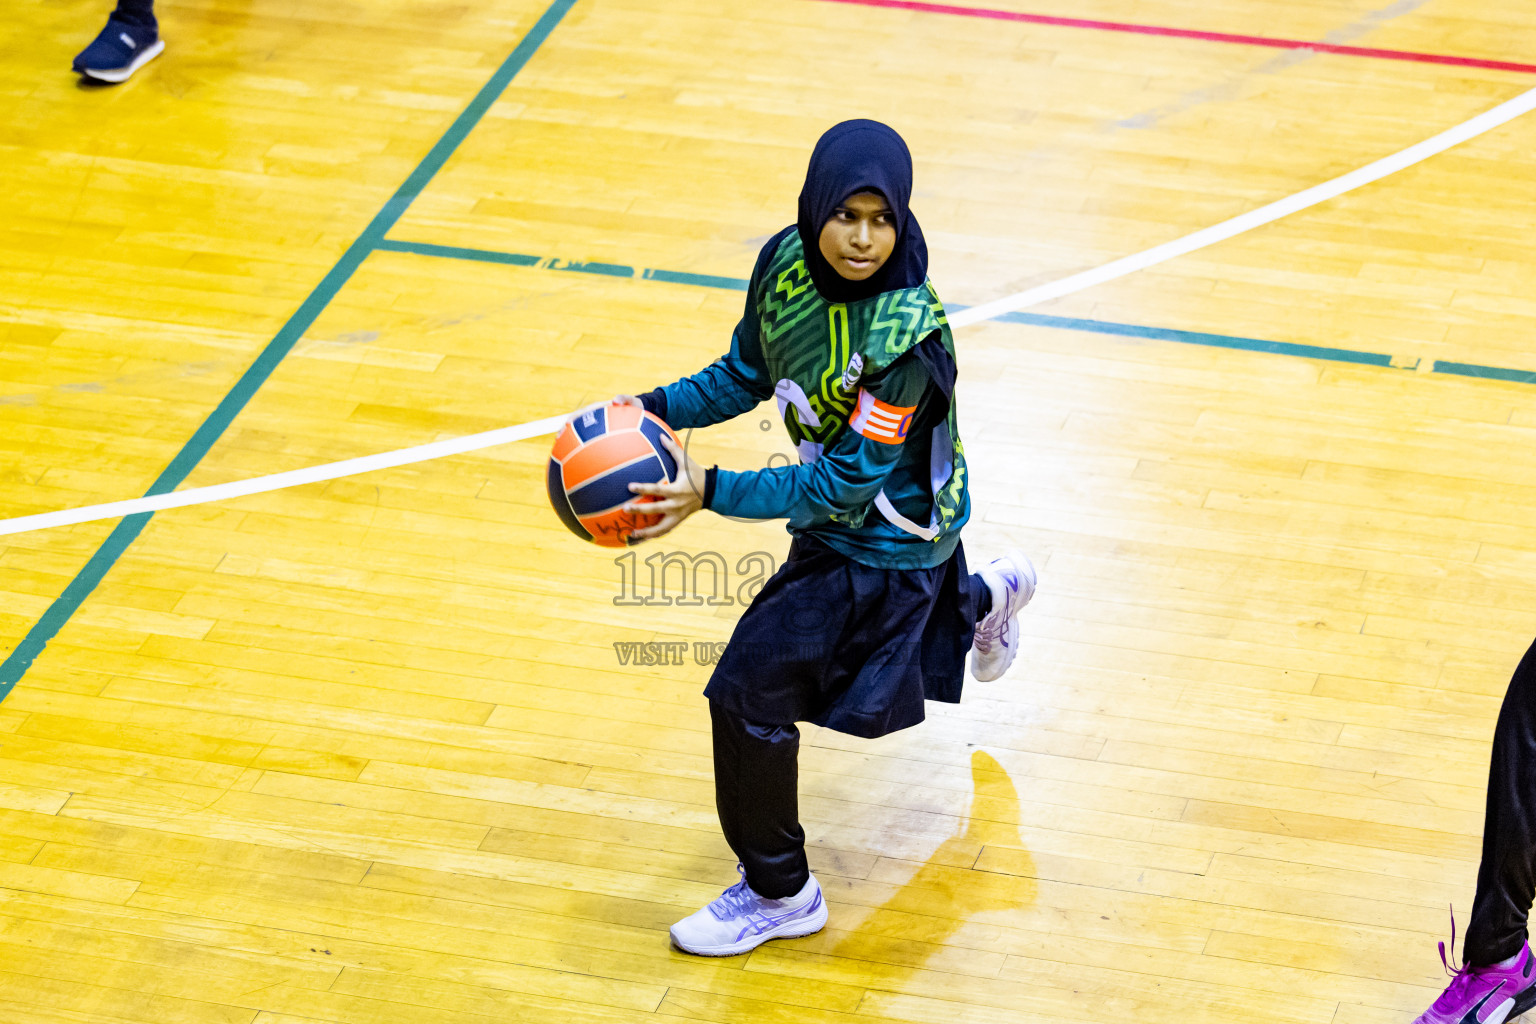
[
  {"x1": 1432, "y1": 905, "x2": 1500, "y2": 1010},
  {"x1": 708, "y1": 865, "x2": 763, "y2": 921},
  {"x1": 1438, "y1": 905, "x2": 1465, "y2": 981},
  {"x1": 974, "y1": 579, "x2": 1015, "y2": 651}
]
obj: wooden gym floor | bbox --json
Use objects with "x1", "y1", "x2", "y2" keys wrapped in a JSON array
[{"x1": 3, "y1": 0, "x2": 1536, "y2": 1021}]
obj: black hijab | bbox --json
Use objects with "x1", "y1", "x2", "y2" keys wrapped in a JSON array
[{"x1": 796, "y1": 119, "x2": 929, "y2": 304}]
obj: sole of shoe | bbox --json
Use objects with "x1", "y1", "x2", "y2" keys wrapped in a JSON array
[
  {"x1": 1003, "y1": 549, "x2": 1039, "y2": 610},
  {"x1": 979, "y1": 551, "x2": 1037, "y2": 623},
  {"x1": 669, "y1": 901, "x2": 829, "y2": 957},
  {"x1": 81, "y1": 38, "x2": 165, "y2": 83}
]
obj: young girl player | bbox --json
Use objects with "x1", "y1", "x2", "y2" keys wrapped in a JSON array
[{"x1": 611, "y1": 120, "x2": 1037, "y2": 956}]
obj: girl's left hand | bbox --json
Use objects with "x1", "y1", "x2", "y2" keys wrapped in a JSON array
[
  {"x1": 565, "y1": 394, "x2": 643, "y2": 425},
  {"x1": 624, "y1": 433, "x2": 709, "y2": 541}
]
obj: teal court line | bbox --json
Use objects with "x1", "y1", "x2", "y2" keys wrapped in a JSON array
[
  {"x1": 0, "y1": 0, "x2": 579, "y2": 698},
  {"x1": 378, "y1": 238, "x2": 1536, "y2": 382},
  {"x1": 1433, "y1": 360, "x2": 1536, "y2": 384}
]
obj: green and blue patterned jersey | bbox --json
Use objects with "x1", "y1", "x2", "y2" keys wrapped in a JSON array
[{"x1": 652, "y1": 227, "x2": 970, "y2": 569}]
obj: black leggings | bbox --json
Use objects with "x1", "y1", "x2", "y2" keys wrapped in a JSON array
[
  {"x1": 113, "y1": 0, "x2": 156, "y2": 28},
  {"x1": 709, "y1": 571, "x2": 994, "y2": 899},
  {"x1": 711, "y1": 702, "x2": 809, "y2": 899},
  {"x1": 1466, "y1": 638, "x2": 1536, "y2": 965}
]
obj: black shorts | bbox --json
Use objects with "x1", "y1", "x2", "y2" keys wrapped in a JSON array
[{"x1": 703, "y1": 534, "x2": 982, "y2": 739}]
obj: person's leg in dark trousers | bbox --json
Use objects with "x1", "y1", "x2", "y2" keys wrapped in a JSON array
[
  {"x1": 708, "y1": 564, "x2": 991, "y2": 901},
  {"x1": 709, "y1": 701, "x2": 810, "y2": 899},
  {"x1": 969, "y1": 573, "x2": 991, "y2": 622},
  {"x1": 1465, "y1": 638, "x2": 1536, "y2": 965},
  {"x1": 112, "y1": 0, "x2": 157, "y2": 28}
]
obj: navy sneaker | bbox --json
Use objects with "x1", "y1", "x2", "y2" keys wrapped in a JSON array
[{"x1": 73, "y1": 17, "x2": 164, "y2": 83}]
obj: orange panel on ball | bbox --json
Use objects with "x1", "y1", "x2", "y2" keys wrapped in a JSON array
[
  {"x1": 561, "y1": 431, "x2": 662, "y2": 491},
  {"x1": 606, "y1": 403, "x2": 645, "y2": 431},
  {"x1": 579, "y1": 506, "x2": 661, "y2": 548},
  {"x1": 550, "y1": 424, "x2": 582, "y2": 463}
]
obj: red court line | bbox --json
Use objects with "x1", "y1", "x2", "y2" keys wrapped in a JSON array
[{"x1": 818, "y1": 0, "x2": 1536, "y2": 75}]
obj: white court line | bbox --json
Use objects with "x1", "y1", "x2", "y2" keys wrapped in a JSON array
[
  {"x1": 948, "y1": 85, "x2": 1536, "y2": 328},
  {"x1": 0, "y1": 416, "x2": 568, "y2": 538},
  {"x1": 3, "y1": 85, "x2": 1534, "y2": 540}
]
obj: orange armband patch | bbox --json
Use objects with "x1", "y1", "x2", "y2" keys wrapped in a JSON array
[{"x1": 849, "y1": 388, "x2": 916, "y2": 444}]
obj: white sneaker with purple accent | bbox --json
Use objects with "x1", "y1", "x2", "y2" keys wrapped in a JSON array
[
  {"x1": 970, "y1": 550, "x2": 1037, "y2": 682},
  {"x1": 669, "y1": 866, "x2": 827, "y2": 956}
]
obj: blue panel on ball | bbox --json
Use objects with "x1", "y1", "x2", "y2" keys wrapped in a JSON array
[
  {"x1": 567, "y1": 455, "x2": 664, "y2": 516},
  {"x1": 639, "y1": 417, "x2": 678, "y2": 481},
  {"x1": 546, "y1": 458, "x2": 592, "y2": 541},
  {"x1": 571, "y1": 404, "x2": 607, "y2": 443}
]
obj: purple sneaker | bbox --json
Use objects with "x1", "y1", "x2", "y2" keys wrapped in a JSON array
[
  {"x1": 1416, "y1": 928, "x2": 1536, "y2": 1024},
  {"x1": 669, "y1": 865, "x2": 826, "y2": 956}
]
